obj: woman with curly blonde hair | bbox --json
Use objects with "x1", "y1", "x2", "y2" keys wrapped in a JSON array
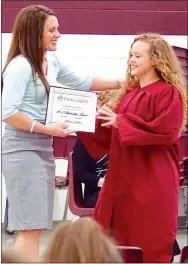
[{"x1": 78, "y1": 33, "x2": 187, "y2": 263}]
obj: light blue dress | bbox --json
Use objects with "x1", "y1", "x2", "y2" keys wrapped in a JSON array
[{"x1": 2, "y1": 52, "x2": 92, "y2": 230}]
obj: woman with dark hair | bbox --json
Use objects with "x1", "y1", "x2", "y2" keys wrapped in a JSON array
[{"x1": 2, "y1": 5, "x2": 121, "y2": 260}]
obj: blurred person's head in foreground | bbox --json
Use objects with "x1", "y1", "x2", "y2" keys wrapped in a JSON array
[{"x1": 42, "y1": 217, "x2": 123, "y2": 263}]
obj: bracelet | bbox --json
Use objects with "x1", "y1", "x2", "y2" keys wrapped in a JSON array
[{"x1": 30, "y1": 121, "x2": 38, "y2": 133}]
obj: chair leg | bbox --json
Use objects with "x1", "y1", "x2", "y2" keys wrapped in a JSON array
[
  {"x1": 4, "y1": 198, "x2": 9, "y2": 231},
  {"x1": 63, "y1": 188, "x2": 69, "y2": 221},
  {"x1": 4, "y1": 198, "x2": 14, "y2": 234},
  {"x1": 184, "y1": 187, "x2": 188, "y2": 229},
  {"x1": 72, "y1": 216, "x2": 80, "y2": 222}
]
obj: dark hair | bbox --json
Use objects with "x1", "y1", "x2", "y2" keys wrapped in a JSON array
[{"x1": 2, "y1": 5, "x2": 56, "y2": 92}]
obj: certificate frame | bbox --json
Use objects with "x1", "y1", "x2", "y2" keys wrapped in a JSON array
[{"x1": 45, "y1": 85, "x2": 97, "y2": 133}]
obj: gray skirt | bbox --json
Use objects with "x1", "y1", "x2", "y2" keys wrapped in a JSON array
[{"x1": 2, "y1": 125, "x2": 55, "y2": 231}]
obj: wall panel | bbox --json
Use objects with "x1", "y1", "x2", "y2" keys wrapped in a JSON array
[{"x1": 2, "y1": 1, "x2": 188, "y2": 35}]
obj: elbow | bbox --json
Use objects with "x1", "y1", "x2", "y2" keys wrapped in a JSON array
[
  {"x1": 2, "y1": 113, "x2": 18, "y2": 123},
  {"x1": 119, "y1": 130, "x2": 179, "y2": 146},
  {"x1": 2, "y1": 107, "x2": 19, "y2": 122},
  {"x1": 2, "y1": 116, "x2": 13, "y2": 123}
]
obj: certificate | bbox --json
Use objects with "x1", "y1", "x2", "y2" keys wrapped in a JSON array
[{"x1": 45, "y1": 85, "x2": 97, "y2": 132}]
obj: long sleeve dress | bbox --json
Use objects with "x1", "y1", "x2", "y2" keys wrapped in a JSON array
[{"x1": 78, "y1": 80, "x2": 183, "y2": 263}]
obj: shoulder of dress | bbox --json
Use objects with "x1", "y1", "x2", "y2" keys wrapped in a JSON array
[
  {"x1": 3, "y1": 55, "x2": 32, "y2": 75},
  {"x1": 148, "y1": 81, "x2": 175, "y2": 95}
]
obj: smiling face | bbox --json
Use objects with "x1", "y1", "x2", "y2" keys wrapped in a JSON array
[
  {"x1": 42, "y1": 15, "x2": 61, "y2": 51},
  {"x1": 129, "y1": 40, "x2": 156, "y2": 79}
]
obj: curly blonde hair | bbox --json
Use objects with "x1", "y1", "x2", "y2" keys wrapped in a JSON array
[
  {"x1": 106, "y1": 33, "x2": 187, "y2": 132},
  {"x1": 97, "y1": 89, "x2": 122, "y2": 108}
]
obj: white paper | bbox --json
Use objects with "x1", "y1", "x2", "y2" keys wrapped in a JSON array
[{"x1": 46, "y1": 86, "x2": 97, "y2": 132}]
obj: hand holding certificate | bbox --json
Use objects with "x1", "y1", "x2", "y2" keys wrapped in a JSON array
[{"x1": 45, "y1": 86, "x2": 97, "y2": 133}]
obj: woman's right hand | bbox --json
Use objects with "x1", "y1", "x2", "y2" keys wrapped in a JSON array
[{"x1": 45, "y1": 123, "x2": 77, "y2": 137}]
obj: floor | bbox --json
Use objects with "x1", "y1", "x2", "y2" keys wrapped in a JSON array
[{"x1": 2, "y1": 223, "x2": 188, "y2": 262}]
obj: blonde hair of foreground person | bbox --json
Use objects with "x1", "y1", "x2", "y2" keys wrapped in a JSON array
[
  {"x1": 42, "y1": 217, "x2": 124, "y2": 263},
  {"x1": 99, "y1": 33, "x2": 187, "y2": 133}
]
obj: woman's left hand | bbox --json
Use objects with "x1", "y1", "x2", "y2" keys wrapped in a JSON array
[{"x1": 97, "y1": 105, "x2": 117, "y2": 128}]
